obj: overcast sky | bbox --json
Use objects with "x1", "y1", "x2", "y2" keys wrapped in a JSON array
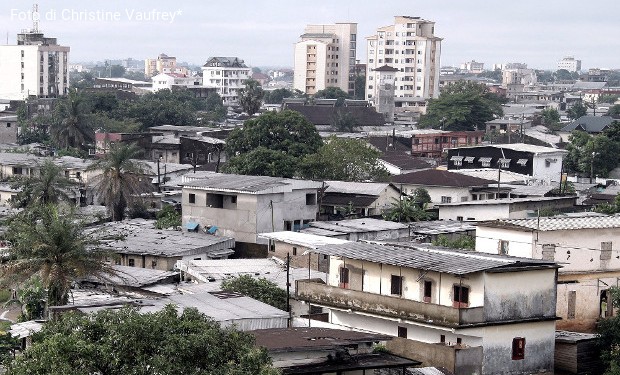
[{"x1": 1, "y1": 0, "x2": 618, "y2": 70}]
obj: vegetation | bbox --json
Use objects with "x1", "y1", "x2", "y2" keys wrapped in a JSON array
[
  {"x1": 432, "y1": 235, "x2": 475, "y2": 250},
  {"x1": 49, "y1": 89, "x2": 94, "y2": 151},
  {"x1": 238, "y1": 79, "x2": 264, "y2": 116},
  {"x1": 598, "y1": 287, "x2": 620, "y2": 375},
  {"x1": 0, "y1": 205, "x2": 117, "y2": 307},
  {"x1": 9, "y1": 160, "x2": 76, "y2": 208},
  {"x1": 155, "y1": 204, "x2": 182, "y2": 230},
  {"x1": 263, "y1": 88, "x2": 304, "y2": 104},
  {"x1": 299, "y1": 136, "x2": 390, "y2": 182},
  {"x1": 599, "y1": 94, "x2": 619, "y2": 104},
  {"x1": 540, "y1": 108, "x2": 561, "y2": 130},
  {"x1": 419, "y1": 81, "x2": 504, "y2": 131},
  {"x1": 330, "y1": 110, "x2": 358, "y2": 132},
  {"x1": 564, "y1": 130, "x2": 620, "y2": 178},
  {"x1": 411, "y1": 187, "x2": 432, "y2": 205},
  {"x1": 225, "y1": 110, "x2": 323, "y2": 177},
  {"x1": 609, "y1": 105, "x2": 620, "y2": 118},
  {"x1": 221, "y1": 275, "x2": 288, "y2": 311},
  {"x1": 313, "y1": 87, "x2": 350, "y2": 106},
  {"x1": 5, "y1": 305, "x2": 279, "y2": 375},
  {"x1": 87, "y1": 143, "x2": 151, "y2": 221},
  {"x1": 383, "y1": 196, "x2": 432, "y2": 223},
  {"x1": 594, "y1": 194, "x2": 620, "y2": 215},
  {"x1": 567, "y1": 101, "x2": 588, "y2": 120},
  {"x1": 353, "y1": 75, "x2": 366, "y2": 100}
]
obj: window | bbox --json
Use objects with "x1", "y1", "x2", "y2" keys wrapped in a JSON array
[
  {"x1": 456, "y1": 216, "x2": 464, "y2": 221},
  {"x1": 188, "y1": 193, "x2": 196, "y2": 204},
  {"x1": 512, "y1": 337, "x2": 525, "y2": 360},
  {"x1": 206, "y1": 193, "x2": 224, "y2": 208},
  {"x1": 499, "y1": 240, "x2": 509, "y2": 255},
  {"x1": 339, "y1": 267, "x2": 350, "y2": 289},
  {"x1": 306, "y1": 193, "x2": 317, "y2": 205},
  {"x1": 128, "y1": 258, "x2": 135, "y2": 267},
  {"x1": 423, "y1": 280, "x2": 432, "y2": 302},
  {"x1": 453, "y1": 285, "x2": 469, "y2": 307},
  {"x1": 440, "y1": 335, "x2": 445, "y2": 343},
  {"x1": 391, "y1": 275, "x2": 403, "y2": 295},
  {"x1": 397, "y1": 326, "x2": 407, "y2": 338},
  {"x1": 230, "y1": 195, "x2": 237, "y2": 204},
  {"x1": 292, "y1": 247, "x2": 297, "y2": 256},
  {"x1": 601, "y1": 242, "x2": 612, "y2": 260},
  {"x1": 441, "y1": 196, "x2": 452, "y2": 203},
  {"x1": 12, "y1": 167, "x2": 22, "y2": 175}
]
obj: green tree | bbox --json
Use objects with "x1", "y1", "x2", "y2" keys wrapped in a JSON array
[
  {"x1": 580, "y1": 135, "x2": 620, "y2": 177},
  {"x1": 608, "y1": 105, "x2": 620, "y2": 119},
  {"x1": 9, "y1": 160, "x2": 76, "y2": 208},
  {"x1": 599, "y1": 94, "x2": 619, "y2": 104},
  {"x1": 432, "y1": 234, "x2": 475, "y2": 250},
  {"x1": 314, "y1": 87, "x2": 350, "y2": 106},
  {"x1": 202, "y1": 92, "x2": 227, "y2": 123},
  {"x1": 109, "y1": 65, "x2": 126, "y2": 78},
  {"x1": 238, "y1": 79, "x2": 264, "y2": 116},
  {"x1": 225, "y1": 110, "x2": 322, "y2": 177},
  {"x1": 263, "y1": 88, "x2": 303, "y2": 104},
  {"x1": 122, "y1": 89, "x2": 203, "y2": 129},
  {"x1": 541, "y1": 108, "x2": 560, "y2": 126},
  {"x1": 155, "y1": 204, "x2": 181, "y2": 229},
  {"x1": 383, "y1": 196, "x2": 432, "y2": 223},
  {"x1": 353, "y1": 75, "x2": 366, "y2": 100},
  {"x1": 1, "y1": 206, "x2": 117, "y2": 307},
  {"x1": 331, "y1": 109, "x2": 358, "y2": 132},
  {"x1": 222, "y1": 275, "x2": 287, "y2": 311},
  {"x1": 5, "y1": 305, "x2": 279, "y2": 375},
  {"x1": 88, "y1": 143, "x2": 151, "y2": 221},
  {"x1": 419, "y1": 81, "x2": 504, "y2": 131},
  {"x1": 597, "y1": 287, "x2": 620, "y2": 375},
  {"x1": 563, "y1": 130, "x2": 590, "y2": 174},
  {"x1": 299, "y1": 136, "x2": 390, "y2": 182},
  {"x1": 49, "y1": 90, "x2": 94, "y2": 151},
  {"x1": 554, "y1": 69, "x2": 579, "y2": 81},
  {"x1": 224, "y1": 147, "x2": 297, "y2": 178},
  {"x1": 477, "y1": 69, "x2": 503, "y2": 82},
  {"x1": 412, "y1": 187, "x2": 432, "y2": 205},
  {"x1": 16, "y1": 276, "x2": 46, "y2": 321},
  {"x1": 567, "y1": 101, "x2": 588, "y2": 120}
]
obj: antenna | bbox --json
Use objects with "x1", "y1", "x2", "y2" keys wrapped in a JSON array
[{"x1": 32, "y1": 4, "x2": 39, "y2": 33}]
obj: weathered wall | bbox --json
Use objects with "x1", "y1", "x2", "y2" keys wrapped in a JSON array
[{"x1": 475, "y1": 226, "x2": 534, "y2": 258}]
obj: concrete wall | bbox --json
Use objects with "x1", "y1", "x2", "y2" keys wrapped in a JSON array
[
  {"x1": 0, "y1": 117, "x2": 18, "y2": 143},
  {"x1": 532, "y1": 153, "x2": 564, "y2": 181},
  {"x1": 269, "y1": 240, "x2": 328, "y2": 272},
  {"x1": 399, "y1": 184, "x2": 473, "y2": 206},
  {"x1": 476, "y1": 226, "x2": 534, "y2": 257},
  {"x1": 439, "y1": 204, "x2": 510, "y2": 221}
]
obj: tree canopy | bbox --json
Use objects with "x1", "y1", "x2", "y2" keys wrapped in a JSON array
[
  {"x1": 564, "y1": 130, "x2": 620, "y2": 178},
  {"x1": 418, "y1": 81, "x2": 504, "y2": 131},
  {"x1": 263, "y1": 88, "x2": 304, "y2": 104},
  {"x1": 5, "y1": 305, "x2": 279, "y2": 375},
  {"x1": 221, "y1": 275, "x2": 288, "y2": 311},
  {"x1": 567, "y1": 101, "x2": 588, "y2": 120},
  {"x1": 313, "y1": 87, "x2": 350, "y2": 106},
  {"x1": 238, "y1": 79, "x2": 264, "y2": 116},
  {"x1": 9, "y1": 160, "x2": 76, "y2": 208},
  {"x1": 299, "y1": 136, "x2": 390, "y2": 182}
]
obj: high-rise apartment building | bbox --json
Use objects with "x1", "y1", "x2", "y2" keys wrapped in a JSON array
[
  {"x1": 557, "y1": 56, "x2": 582, "y2": 73},
  {"x1": 293, "y1": 23, "x2": 357, "y2": 96},
  {"x1": 0, "y1": 30, "x2": 70, "y2": 100},
  {"x1": 201, "y1": 57, "x2": 251, "y2": 105},
  {"x1": 366, "y1": 16, "x2": 441, "y2": 114},
  {"x1": 145, "y1": 53, "x2": 179, "y2": 77}
]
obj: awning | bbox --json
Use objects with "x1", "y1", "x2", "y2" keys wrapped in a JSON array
[
  {"x1": 450, "y1": 155, "x2": 464, "y2": 161},
  {"x1": 207, "y1": 225, "x2": 218, "y2": 234},
  {"x1": 516, "y1": 158, "x2": 528, "y2": 166},
  {"x1": 464, "y1": 156, "x2": 475, "y2": 163},
  {"x1": 185, "y1": 222, "x2": 199, "y2": 230},
  {"x1": 478, "y1": 157, "x2": 492, "y2": 163}
]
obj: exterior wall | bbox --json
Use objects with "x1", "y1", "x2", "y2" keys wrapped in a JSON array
[
  {"x1": 255, "y1": 192, "x2": 319, "y2": 244},
  {"x1": 532, "y1": 154, "x2": 563, "y2": 181},
  {"x1": 439, "y1": 204, "x2": 510, "y2": 221},
  {"x1": 201, "y1": 64, "x2": 251, "y2": 105},
  {"x1": 475, "y1": 226, "x2": 534, "y2": 257},
  {"x1": 268, "y1": 240, "x2": 327, "y2": 272},
  {"x1": 399, "y1": 184, "x2": 473, "y2": 206},
  {"x1": 119, "y1": 253, "x2": 178, "y2": 271},
  {"x1": 411, "y1": 132, "x2": 483, "y2": 158},
  {"x1": 0, "y1": 117, "x2": 18, "y2": 143}
]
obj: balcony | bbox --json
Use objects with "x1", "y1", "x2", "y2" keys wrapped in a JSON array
[{"x1": 296, "y1": 279, "x2": 484, "y2": 327}]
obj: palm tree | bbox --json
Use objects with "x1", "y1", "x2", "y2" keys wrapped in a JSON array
[
  {"x1": 383, "y1": 196, "x2": 431, "y2": 223},
  {"x1": 10, "y1": 160, "x2": 76, "y2": 208},
  {"x1": 1, "y1": 205, "x2": 117, "y2": 306},
  {"x1": 50, "y1": 89, "x2": 94, "y2": 150},
  {"x1": 88, "y1": 143, "x2": 151, "y2": 221}
]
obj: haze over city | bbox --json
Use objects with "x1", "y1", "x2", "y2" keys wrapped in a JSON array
[{"x1": 1, "y1": 0, "x2": 618, "y2": 69}]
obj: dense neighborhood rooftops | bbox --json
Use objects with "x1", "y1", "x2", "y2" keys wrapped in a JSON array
[
  {"x1": 82, "y1": 265, "x2": 178, "y2": 288},
  {"x1": 379, "y1": 153, "x2": 433, "y2": 171},
  {"x1": 561, "y1": 115, "x2": 614, "y2": 133},
  {"x1": 300, "y1": 218, "x2": 408, "y2": 237},
  {"x1": 478, "y1": 215, "x2": 620, "y2": 232},
  {"x1": 251, "y1": 327, "x2": 391, "y2": 352},
  {"x1": 409, "y1": 220, "x2": 477, "y2": 236},
  {"x1": 325, "y1": 181, "x2": 396, "y2": 196},
  {"x1": 366, "y1": 137, "x2": 411, "y2": 153},
  {"x1": 181, "y1": 172, "x2": 322, "y2": 194},
  {"x1": 312, "y1": 242, "x2": 558, "y2": 275},
  {"x1": 437, "y1": 196, "x2": 576, "y2": 207},
  {"x1": 97, "y1": 219, "x2": 235, "y2": 257},
  {"x1": 286, "y1": 105, "x2": 386, "y2": 127},
  {"x1": 392, "y1": 169, "x2": 494, "y2": 187},
  {"x1": 259, "y1": 231, "x2": 349, "y2": 248}
]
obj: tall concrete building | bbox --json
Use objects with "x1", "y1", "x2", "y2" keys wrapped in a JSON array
[
  {"x1": 557, "y1": 56, "x2": 582, "y2": 73},
  {"x1": 201, "y1": 57, "x2": 251, "y2": 106},
  {"x1": 144, "y1": 53, "x2": 180, "y2": 77},
  {"x1": 293, "y1": 23, "x2": 357, "y2": 96},
  {"x1": 0, "y1": 30, "x2": 70, "y2": 100},
  {"x1": 366, "y1": 16, "x2": 441, "y2": 115}
]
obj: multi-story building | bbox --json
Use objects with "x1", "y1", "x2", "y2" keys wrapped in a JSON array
[
  {"x1": 460, "y1": 60, "x2": 484, "y2": 74},
  {"x1": 296, "y1": 241, "x2": 559, "y2": 375},
  {"x1": 557, "y1": 56, "x2": 582, "y2": 73},
  {"x1": 144, "y1": 53, "x2": 178, "y2": 77},
  {"x1": 201, "y1": 57, "x2": 251, "y2": 106},
  {"x1": 0, "y1": 30, "x2": 70, "y2": 100},
  {"x1": 293, "y1": 23, "x2": 357, "y2": 96},
  {"x1": 366, "y1": 16, "x2": 441, "y2": 114}
]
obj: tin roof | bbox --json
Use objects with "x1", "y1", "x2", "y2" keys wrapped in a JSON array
[{"x1": 478, "y1": 215, "x2": 620, "y2": 232}]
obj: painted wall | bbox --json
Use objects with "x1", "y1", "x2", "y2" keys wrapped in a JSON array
[
  {"x1": 439, "y1": 204, "x2": 510, "y2": 221},
  {"x1": 475, "y1": 226, "x2": 534, "y2": 258}
]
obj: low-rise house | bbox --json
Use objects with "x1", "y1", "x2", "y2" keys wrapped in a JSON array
[
  {"x1": 285, "y1": 103, "x2": 386, "y2": 129},
  {"x1": 411, "y1": 130, "x2": 484, "y2": 158},
  {"x1": 475, "y1": 215, "x2": 620, "y2": 332},
  {"x1": 151, "y1": 73, "x2": 201, "y2": 92},
  {"x1": 300, "y1": 218, "x2": 410, "y2": 242},
  {"x1": 252, "y1": 327, "x2": 419, "y2": 374},
  {"x1": 0, "y1": 115, "x2": 18, "y2": 143},
  {"x1": 447, "y1": 143, "x2": 567, "y2": 181},
  {"x1": 437, "y1": 196, "x2": 577, "y2": 221},
  {"x1": 296, "y1": 242, "x2": 559, "y2": 375},
  {"x1": 97, "y1": 219, "x2": 235, "y2": 271},
  {"x1": 378, "y1": 153, "x2": 434, "y2": 175},
  {"x1": 392, "y1": 169, "x2": 502, "y2": 206},
  {"x1": 181, "y1": 173, "x2": 322, "y2": 255},
  {"x1": 409, "y1": 220, "x2": 476, "y2": 243},
  {"x1": 561, "y1": 115, "x2": 614, "y2": 134},
  {"x1": 320, "y1": 180, "x2": 401, "y2": 219}
]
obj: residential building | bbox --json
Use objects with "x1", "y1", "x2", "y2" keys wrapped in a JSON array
[
  {"x1": 284, "y1": 103, "x2": 385, "y2": 129},
  {"x1": 409, "y1": 220, "x2": 476, "y2": 243},
  {"x1": 378, "y1": 153, "x2": 433, "y2": 175},
  {"x1": 476, "y1": 215, "x2": 620, "y2": 332},
  {"x1": 560, "y1": 115, "x2": 614, "y2": 135},
  {"x1": 557, "y1": 57, "x2": 582, "y2": 73},
  {"x1": 144, "y1": 53, "x2": 177, "y2": 77},
  {"x1": 411, "y1": 130, "x2": 484, "y2": 158},
  {"x1": 201, "y1": 57, "x2": 251, "y2": 106},
  {"x1": 0, "y1": 115, "x2": 18, "y2": 143},
  {"x1": 438, "y1": 196, "x2": 577, "y2": 221},
  {"x1": 320, "y1": 180, "x2": 401, "y2": 219},
  {"x1": 252, "y1": 328, "x2": 419, "y2": 374},
  {"x1": 0, "y1": 30, "x2": 69, "y2": 100},
  {"x1": 93, "y1": 77, "x2": 151, "y2": 93},
  {"x1": 372, "y1": 65, "x2": 398, "y2": 121},
  {"x1": 293, "y1": 23, "x2": 357, "y2": 95},
  {"x1": 296, "y1": 241, "x2": 559, "y2": 375},
  {"x1": 392, "y1": 169, "x2": 499, "y2": 206},
  {"x1": 97, "y1": 219, "x2": 235, "y2": 271},
  {"x1": 366, "y1": 16, "x2": 442, "y2": 114},
  {"x1": 181, "y1": 172, "x2": 322, "y2": 254},
  {"x1": 151, "y1": 73, "x2": 201, "y2": 91},
  {"x1": 446, "y1": 143, "x2": 568, "y2": 181},
  {"x1": 460, "y1": 60, "x2": 484, "y2": 74}
]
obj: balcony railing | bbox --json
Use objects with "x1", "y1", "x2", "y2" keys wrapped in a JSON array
[{"x1": 296, "y1": 279, "x2": 484, "y2": 327}]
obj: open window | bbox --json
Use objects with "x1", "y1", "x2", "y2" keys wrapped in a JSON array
[
  {"x1": 391, "y1": 275, "x2": 403, "y2": 296},
  {"x1": 423, "y1": 280, "x2": 432, "y2": 303},
  {"x1": 512, "y1": 337, "x2": 525, "y2": 360},
  {"x1": 339, "y1": 267, "x2": 350, "y2": 289},
  {"x1": 453, "y1": 285, "x2": 469, "y2": 308}
]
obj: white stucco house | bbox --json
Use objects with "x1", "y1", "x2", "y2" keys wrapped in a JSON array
[
  {"x1": 296, "y1": 241, "x2": 559, "y2": 375},
  {"x1": 475, "y1": 215, "x2": 620, "y2": 332}
]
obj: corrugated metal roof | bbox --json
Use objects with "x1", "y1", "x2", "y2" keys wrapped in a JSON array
[
  {"x1": 182, "y1": 172, "x2": 321, "y2": 193},
  {"x1": 258, "y1": 231, "x2": 349, "y2": 248},
  {"x1": 311, "y1": 242, "x2": 557, "y2": 275},
  {"x1": 480, "y1": 215, "x2": 620, "y2": 231},
  {"x1": 325, "y1": 181, "x2": 393, "y2": 196}
]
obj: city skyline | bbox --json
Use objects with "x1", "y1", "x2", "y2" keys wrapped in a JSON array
[{"x1": 0, "y1": 0, "x2": 618, "y2": 70}]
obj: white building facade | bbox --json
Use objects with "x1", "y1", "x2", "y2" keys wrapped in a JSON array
[
  {"x1": 0, "y1": 31, "x2": 69, "y2": 100},
  {"x1": 557, "y1": 57, "x2": 582, "y2": 73},
  {"x1": 293, "y1": 23, "x2": 357, "y2": 96},
  {"x1": 365, "y1": 16, "x2": 441, "y2": 113},
  {"x1": 201, "y1": 57, "x2": 251, "y2": 105}
]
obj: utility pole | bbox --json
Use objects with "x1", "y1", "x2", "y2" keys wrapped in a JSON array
[
  {"x1": 157, "y1": 156, "x2": 162, "y2": 193},
  {"x1": 286, "y1": 253, "x2": 291, "y2": 327}
]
